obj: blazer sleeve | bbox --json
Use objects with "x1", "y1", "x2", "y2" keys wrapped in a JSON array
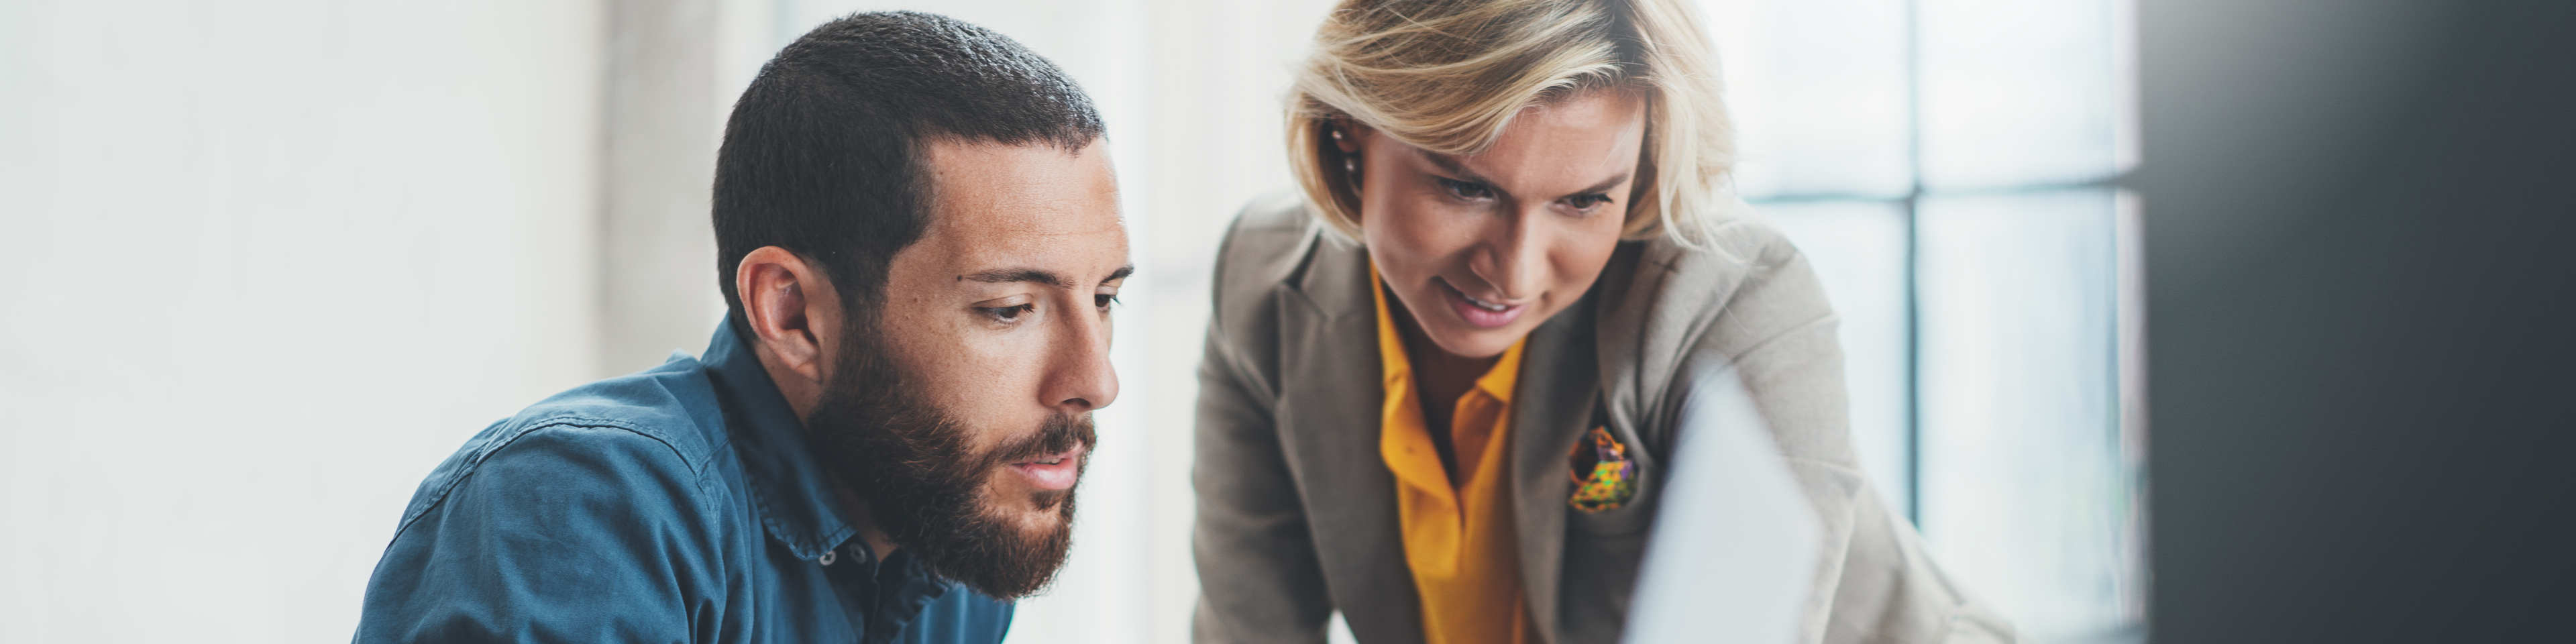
[{"x1": 1190, "y1": 211, "x2": 1335, "y2": 644}]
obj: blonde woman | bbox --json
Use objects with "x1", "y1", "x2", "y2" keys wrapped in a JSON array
[{"x1": 1191, "y1": 1, "x2": 2014, "y2": 643}]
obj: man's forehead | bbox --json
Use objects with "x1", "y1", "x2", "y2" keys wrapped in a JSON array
[
  {"x1": 912, "y1": 138, "x2": 1128, "y2": 278},
  {"x1": 924, "y1": 140, "x2": 1119, "y2": 223},
  {"x1": 934, "y1": 206, "x2": 1124, "y2": 237}
]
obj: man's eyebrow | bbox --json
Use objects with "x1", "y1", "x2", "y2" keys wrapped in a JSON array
[
  {"x1": 955, "y1": 264, "x2": 1136, "y2": 288},
  {"x1": 958, "y1": 268, "x2": 1075, "y2": 288}
]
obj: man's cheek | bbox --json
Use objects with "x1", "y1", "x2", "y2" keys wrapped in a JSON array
[
  {"x1": 962, "y1": 384, "x2": 1046, "y2": 439},
  {"x1": 974, "y1": 467, "x2": 1044, "y2": 519}
]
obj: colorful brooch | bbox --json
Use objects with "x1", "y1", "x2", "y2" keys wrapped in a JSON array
[{"x1": 1568, "y1": 425, "x2": 1638, "y2": 513}]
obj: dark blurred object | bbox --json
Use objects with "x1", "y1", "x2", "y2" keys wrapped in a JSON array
[{"x1": 2141, "y1": 1, "x2": 2576, "y2": 643}]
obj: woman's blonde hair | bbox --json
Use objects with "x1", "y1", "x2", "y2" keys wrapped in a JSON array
[{"x1": 1289, "y1": 0, "x2": 1739, "y2": 247}]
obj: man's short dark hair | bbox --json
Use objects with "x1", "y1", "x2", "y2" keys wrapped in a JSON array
[{"x1": 712, "y1": 11, "x2": 1104, "y2": 320}]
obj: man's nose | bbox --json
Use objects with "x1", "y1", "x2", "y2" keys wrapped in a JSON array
[{"x1": 1042, "y1": 299, "x2": 1119, "y2": 413}]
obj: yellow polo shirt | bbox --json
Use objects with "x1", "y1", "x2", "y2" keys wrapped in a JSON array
[{"x1": 1373, "y1": 265, "x2": 1535, "y2": 644}]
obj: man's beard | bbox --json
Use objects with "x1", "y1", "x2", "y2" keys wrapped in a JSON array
[{"x1": 801, "y1": 322, "x2": 1093, "y2": 598}]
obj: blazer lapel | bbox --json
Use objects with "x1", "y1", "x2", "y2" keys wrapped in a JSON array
[
  {"x1": 1593, "y1": 240, "x2": 1669, "y2": 451},
  {"x1": 1512, "y1": 275, "x2": 1606, "y2": 643},
  {"x1": 1275, "y1": 229, "x2": 1427, "y2": 644}
]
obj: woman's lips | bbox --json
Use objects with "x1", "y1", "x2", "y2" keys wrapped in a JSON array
[
  {"x1": 1008, "y1": 444, "x2": 1085, "y2": 491},
  {"x1": 1440, "y1": 279, "x2": 1526, "y2": 329}
]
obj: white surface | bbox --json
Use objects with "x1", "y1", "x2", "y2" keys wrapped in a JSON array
[{"x1": 1624, "y1": 365, "x2": 1821, "y2": 644}]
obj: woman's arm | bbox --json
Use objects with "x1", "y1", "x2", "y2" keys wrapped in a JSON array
[
  {"x1": 1190, "y1": 325, "x2": 1334, "y2": 644},
  {"x1": 1190, "y1": 202, "x2": 1338, "y2": 644}
]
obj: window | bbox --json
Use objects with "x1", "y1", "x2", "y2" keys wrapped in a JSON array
[{"x1": 1704, "y1": 0, "x2": 2145, "y2": 641}]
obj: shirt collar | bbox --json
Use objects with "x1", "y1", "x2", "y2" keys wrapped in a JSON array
[
  {"x1": 701, "y1": 316, "x2": 858, "y2": 561},
  {"x1": 1472, "y1": 339, "x2": 1525, "y2": 405}
]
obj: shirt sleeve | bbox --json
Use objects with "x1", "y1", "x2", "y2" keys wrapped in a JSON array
[{"x1": 354, "y1": 423, "x2": 724, "y2": 644}]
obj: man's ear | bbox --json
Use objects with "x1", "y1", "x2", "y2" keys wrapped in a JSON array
[{"x1": 735, "y1": 246, "x2": 841, "y2": 395}]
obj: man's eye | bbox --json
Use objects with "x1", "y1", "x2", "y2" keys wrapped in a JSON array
[
  {"x1": 1094, "y1": 294, "x2": 1120, "y2": 310},
  {"x1": 981, "y1": 304, "x2": 1036, "y2": 321},
  {"x1": 1436, "y1": 177, "x2": 1493, "y2": 201}
]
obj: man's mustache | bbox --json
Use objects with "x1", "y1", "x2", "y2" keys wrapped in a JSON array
[{"x1": 985, "y1": 413, "x2": 1095, "y2": 465}]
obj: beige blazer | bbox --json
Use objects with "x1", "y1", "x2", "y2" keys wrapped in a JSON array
[{"x1": 1190, "y1": 193, "x2": 2019, "y2": 644}]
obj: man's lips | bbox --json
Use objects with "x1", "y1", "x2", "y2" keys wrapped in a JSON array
[
  {"x1": 1439, "y1": 278, "x2": 1526, "y2": 329},
  {"x1": 1008, "y1": 443, "x2": 1085, "y2": 491}
]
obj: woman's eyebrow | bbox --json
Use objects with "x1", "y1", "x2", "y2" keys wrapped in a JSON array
[
  {"x1": 1417, "y1": 150, "x2": 1495, "y2": 186},
  {"x1": 1419, "y1": 148, "x2": 1628, "y2": 197},
  {"x1": 1571, "y1": 172, "x2": 1631, "y2": 197}
]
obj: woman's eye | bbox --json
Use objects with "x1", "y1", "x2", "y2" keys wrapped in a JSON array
[
  {"x1": 1566, "y1": 193, "x2": 1613, "y2": 211},
  {"x1": 1436, "y1": 177, "x2": 1493, "y2": 201},
  {"x1": 982, "y1": 304, "x2": 1036, "y2": 322}
]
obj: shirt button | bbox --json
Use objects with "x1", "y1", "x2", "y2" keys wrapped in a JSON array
[{"x1": 818, "y1": 550, "x2": 838, "y2": 566}]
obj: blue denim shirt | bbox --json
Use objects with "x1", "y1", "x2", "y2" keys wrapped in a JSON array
[{"x1": 354, "y1": 320, "x2": 1012, "y2": 644}]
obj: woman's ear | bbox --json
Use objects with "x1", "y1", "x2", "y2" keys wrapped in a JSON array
[
  {"x1": 1331, "y1": 119, "x2": 1373, "y2": 209},
  {"x1": 735, "y1": 246, "x2": 841, "y2": 401},
  {"x1": 1330, "y1": 118, "x2": 1365, "y2": 154}
]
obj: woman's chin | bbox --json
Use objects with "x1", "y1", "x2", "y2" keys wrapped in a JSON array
[{"x1": 1421, "y1": 323, "x2": 1530, "y2": 360}]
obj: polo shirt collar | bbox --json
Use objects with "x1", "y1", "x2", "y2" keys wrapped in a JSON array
[{"x1": 700, "y1": 317, "x2": 857, "y2": 561}]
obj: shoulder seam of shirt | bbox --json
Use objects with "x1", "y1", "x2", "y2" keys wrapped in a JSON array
[{"x1": 386, "y1": 415, "x2": 711, "y2": 546}]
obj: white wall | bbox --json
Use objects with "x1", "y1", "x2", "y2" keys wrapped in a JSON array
[{"x1": 0, "y1": 1, "x2": 606, "y2": 641}]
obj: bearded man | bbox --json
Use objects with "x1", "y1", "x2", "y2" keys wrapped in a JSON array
[{"x1": 353, "y1": 12, "x2": 1127, "y2": 643}]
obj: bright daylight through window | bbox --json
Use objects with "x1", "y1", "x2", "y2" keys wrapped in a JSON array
[{"x1": 1710, "y1": 0, "x2": 2143, "y2": 642}]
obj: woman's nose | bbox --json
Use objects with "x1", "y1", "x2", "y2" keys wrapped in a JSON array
[{"x1": 1472, "y1": 208, "x2": 1550, "y2": 301}]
